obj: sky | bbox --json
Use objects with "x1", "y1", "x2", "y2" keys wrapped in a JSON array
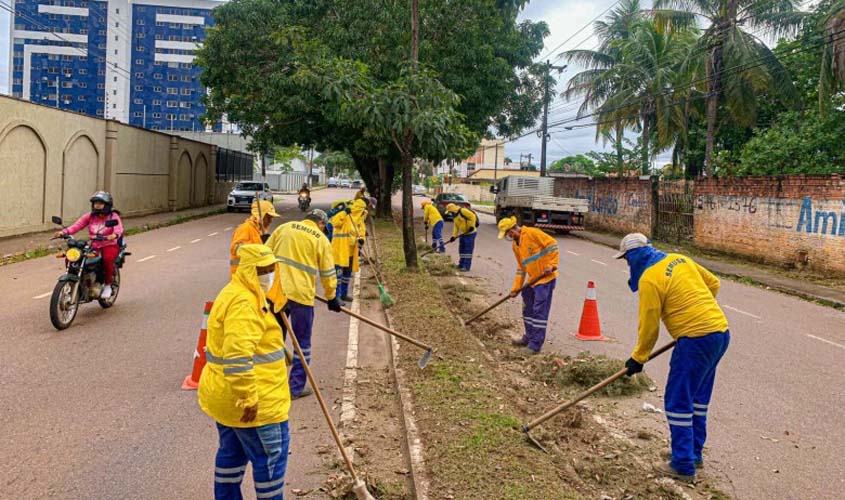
[{"x1": 0, "y1": 0, "x2": 655, "y2": 162}]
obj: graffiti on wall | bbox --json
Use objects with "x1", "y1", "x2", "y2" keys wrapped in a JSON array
[
  {"x1": 696, "y1": 195, "x2": 845, "y2": 236},
  {"x1": 572, "y1": 188, "x2": 650, "y2": 216}
]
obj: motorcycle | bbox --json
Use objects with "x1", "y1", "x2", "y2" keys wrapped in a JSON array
[
  {"x1": 298, "y1": 192, "x2": 311, "y2": 212},
  {"x1": 49, "y1": 216, "x2": 131, "y2": 330}
]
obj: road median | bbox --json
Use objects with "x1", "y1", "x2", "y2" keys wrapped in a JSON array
[{"x1": 368, "y1": 218, "x2": 730, "y2": 500}]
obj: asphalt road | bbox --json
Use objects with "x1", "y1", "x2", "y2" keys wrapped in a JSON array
[
  {"x1": 425, "y1": 204, "x2": 845, "y2": 500},
  {"x1": 0, "y1": 188, "x2": 363, "y2": 500}
]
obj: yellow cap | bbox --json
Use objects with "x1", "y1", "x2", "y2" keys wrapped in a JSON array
[
  {"x1": 236, "y1": 244, "x2": 279, "y2": 268},
  {"x1": 497, "y1": 216, "x2": 517, "y2": 239},
  {"x1": 251, "y1": 200, "x2": 280, "y2": 219},
  {"x1": 445, "y1": 203, "x2": 459, "y2": 213},
  {"x1": 420, "y1": 200, "x2": 431, "y2": 208}
]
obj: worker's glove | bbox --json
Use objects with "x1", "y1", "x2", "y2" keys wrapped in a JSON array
[
  {"x1": 327, "y1": 296, "x2": 343, "y2": 313},
  {"x1": 345, "y1": 207, "x2": 352, "y2": 215},
  {"x1": 448, "y1": 236, "x2": 457, "y2": 243},
  {"x1": 624, "y1": 357, "x2": 644, "y2": 377},
  {"x1": 357, "y1": 238, "x2": 365, "y2": 247},
  {"x1": 509, "y1": 290, "x2": 520, "y2": 299}
]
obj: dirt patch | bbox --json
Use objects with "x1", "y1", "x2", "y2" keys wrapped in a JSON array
[{"x1": 371, "y1": 218, "x2": 731, "y2": 500}]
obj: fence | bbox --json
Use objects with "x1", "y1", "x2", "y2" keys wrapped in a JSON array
[{"x1": 217, "y1": 148, "x2": 254, "y2": 182}]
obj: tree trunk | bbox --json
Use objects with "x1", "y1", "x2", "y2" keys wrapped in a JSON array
[
  {"x1": 376, "y1": 157, "x2": 394, "y2": 218},
  {"x1": 400, "y1": 147, "x2": 417, "y2": 270},
  {"x1": 705, "y1": 34, "x2": 726, "y2": 177},
  {"x1": 615, "y1": 121, "x2": 624, "y2": 176},
  {"x1": 641, "y1": 108, "x2": 651, "y2": 176}
]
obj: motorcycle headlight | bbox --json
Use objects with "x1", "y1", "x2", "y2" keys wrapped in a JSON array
[{"x1": 65, "y1": 248, "x2": 82, "y2": 262}]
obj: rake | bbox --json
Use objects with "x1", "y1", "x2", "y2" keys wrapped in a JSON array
[
  {"x1": 351, "y1": 222, "x2": 394, "y2": 307},
  {"x1": 316, "y1": 295, "x2": 434, "y2": 369},
  {"x1": 522, "y1": 340, "x2": 677, "y2": 452},
  {"x1": 459, "y1": 269, "x2": 556, "y2": 327}
]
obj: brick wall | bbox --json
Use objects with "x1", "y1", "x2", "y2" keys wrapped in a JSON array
[
  {"x1": 693, "y1": 175, "x2": 845, "y2": 275},
  {"x1": 554, "y1": 177, "x2": 653, "y2": 235}
]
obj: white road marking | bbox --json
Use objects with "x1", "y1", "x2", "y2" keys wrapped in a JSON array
[
  {"x1": 137, "y1": 255, "x2": 156, "y2": 263},
  {"x1": 224, "y1": 226, "x2": 233, "y2": 231},
  {"x1": 566, "y1": 250, "x2": 580, "y2": 256},
  {"x1": 190, "y1": 238, "x2": 202, "y2": 244},
  {"x1": 591, "y1": 259, "x2": 607, "y2": 266},
  {"x1": 341, "y1": 271, "x2": 362, "y2": 436},
  {"x1": 166, "y1": 246, "x2": 181, "y2": 252},
  {"x1": 806, "y1": 334, "x2": 845, "y2": 350},
  {"x1": 208, "y1": 232, "x2": 219, "y2": 237},
  {"x1": 33, "y1": 292, "x2": 52, "y2": 299},
  {"x1": 722, "y1": 304, "x2": 762, "y2": 320}
]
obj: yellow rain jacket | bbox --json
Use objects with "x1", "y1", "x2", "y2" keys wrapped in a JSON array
[
  {"x1": 632, "y1": 253, "x2": 729, "y2": 363},
  {"x1": 349, "y1": 200, "x2": 368, "y2": 272},
  {"x1": 423, "y1": 203, "x2": 443, "y2": 227},
  {"x1": 229, "y1": 217, "x2": 262, "y2": 276},
  {"x1": 330, "y1": 209, "x2": 356, "y2": 269},
  {"x1": 265, "y1": 219, "x2": 337, "y2": 305},
  {"x1": 198, "y1": 244, "x2": 290, "y2": 428},
  {"x1": 451, "y1": 207, "x2": 478, "y2": 238},
  {"x1": 510, "y1": 227, "x2": 559, "y2": 293}
]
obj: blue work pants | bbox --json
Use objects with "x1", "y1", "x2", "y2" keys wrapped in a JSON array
[
  {"x1": 214, "y1": 420, "x2": 290, "y2": 500},
  {"x1": 287, "y1": 300, "x2": 314, "y2": 396},
  {"x1": 431, "y1": 221, "x2": 445, "y2": 253},
  {"x1": 520, "y1": 279, "x2": 556, "y2": 352},
  {"x1": 458, "y1": 232, "x2": 477, "y2": 270},
  {"x1": 335, "y1": 257, "x2": 353, "y2": 299}
]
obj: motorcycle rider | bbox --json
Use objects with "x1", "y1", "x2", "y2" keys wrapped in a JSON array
[{"x1": 53, "y1": 191, "x2": 124, "y2": 299}]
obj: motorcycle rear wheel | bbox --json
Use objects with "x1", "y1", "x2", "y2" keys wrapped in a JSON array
[
  {"x1": 50, "y1": 281, "x2": 79, "y2": 330},
  {"x1": 98, "y1": 268, "x2": 120, "y2": 309}
]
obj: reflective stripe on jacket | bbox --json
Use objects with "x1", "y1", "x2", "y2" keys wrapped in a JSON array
[
  {"x1": 330, "y1": 211, "x2": 355, "y2": 269},
  {"x1": 632, "y1": 253, "x2": 729, "y2": 363},
  {"x1": 511, "y1": 227, "x2": 559, "y2": 293},
  {"x1": 198, "y1": 263, "x2": 290, "y2": 428},
  {"x1": 265, "y1": 219, "x2": 337, "y2": 305},
  {"x1": 229, "y1": 217, "x2": 263, "y2": 275},
  {"x1": 452, "y1": 208, "x2": 477, "y2": 237}
]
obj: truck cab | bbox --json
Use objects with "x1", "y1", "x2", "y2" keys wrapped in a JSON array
[{"x1": 493, "y1": 176, "x2": 587, "y2": 234}]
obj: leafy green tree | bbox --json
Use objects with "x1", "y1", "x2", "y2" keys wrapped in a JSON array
[
  {"x1": 314, "y1": 150, "x2": 356, "y2": 178},
  {"x1": 549, "y1": 154, "x2": 595, "y2": 173},
  {"x1": 272, "y1": 145, "x2": 305, "y2": 173}
]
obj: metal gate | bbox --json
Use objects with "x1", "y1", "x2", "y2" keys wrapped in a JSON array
[{"x1": 655, "y1": 181, "x2": 694, "y2": 243}]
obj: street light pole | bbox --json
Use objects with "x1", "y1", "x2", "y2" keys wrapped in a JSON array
[{"x1": 539, "y1": 61, "x2": 567, "y2": 177}]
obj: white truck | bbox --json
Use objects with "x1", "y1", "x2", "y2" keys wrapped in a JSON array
[{"x1": 490, "y1": 176, "x2": 588, "y2": 234}]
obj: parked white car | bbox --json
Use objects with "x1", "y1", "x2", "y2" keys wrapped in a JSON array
[
  {"x1": 340, "y1": 179, "x2": 352, "y2": 188},
  {"x1": 227, "y1": 182, "x2": 273, "y2": 212},
  {"x1": 412, "y1": 184, "x2": 426, "y2": 196}
]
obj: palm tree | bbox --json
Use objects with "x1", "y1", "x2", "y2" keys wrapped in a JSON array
[
  {"x1": 562, "y1": 0, "x2": 644, "y2": 175},
  {"x1": 653, "y1": 0, "x2": 806, "y2": 176},
  {"x1": 602, "y1": 20, "x2": 698, "y2": 174},
  {"x1": 819, "y1": 0, "x2": 845, "y2": 116}
]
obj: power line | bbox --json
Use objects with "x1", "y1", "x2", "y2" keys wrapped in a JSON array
[{"x1": 538, "y1": 0, "x2": 623, "y2": 61}]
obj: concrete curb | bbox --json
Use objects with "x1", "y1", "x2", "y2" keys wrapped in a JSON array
[{"x1": 367, "y1": 225, "x2": 430, "y2": 500}]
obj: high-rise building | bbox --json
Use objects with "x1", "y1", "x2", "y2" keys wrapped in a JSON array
[{"x1": 7, "y1": 0, "x2": 223, "y2": 131}]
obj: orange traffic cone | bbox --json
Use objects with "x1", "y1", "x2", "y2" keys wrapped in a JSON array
[
  {"x1": 573, "y1": 281, "x2": 605, "y2": 341},
  {"x1": 181, "y1": 301, "x2": 213, "y2": 390}
]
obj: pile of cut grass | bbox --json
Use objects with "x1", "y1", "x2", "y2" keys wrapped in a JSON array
[{"x1": 532, "y1": 353, "x2": 653, "y2": 397}]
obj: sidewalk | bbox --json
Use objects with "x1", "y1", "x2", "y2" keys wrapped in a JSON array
[
  {"x1": 474, "y1": 206, "x2": 845, "y2": 308},
  {"x1": 0, "y1": 204, "x2": 227, "y2": 265},
  {"x1": 574, "y1": 230, "x2": 845, "y2": 309}
]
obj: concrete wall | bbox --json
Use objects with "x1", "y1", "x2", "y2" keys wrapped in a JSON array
[
  {"x1": 694, "y1": 175, "x2": 845, "y2": 275},
  {"x1": 554, "y1": 177, "x2": 653, "y2": 235},
  {"x1": 259, "y1": 171, "x2": 311, "y2": 192},
  {"x1": 442, "y1": 184, "x2": 496, "y2": 203},
  {"x1": 0, "y1": 95, "x2": 227, "y2": 238}
]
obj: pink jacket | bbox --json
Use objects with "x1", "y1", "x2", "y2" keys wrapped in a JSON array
[{"x1": 63, "y1": 212, "x2": 124, "y2": 250}]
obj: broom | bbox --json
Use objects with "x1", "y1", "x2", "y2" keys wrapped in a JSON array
[{"x1": 351, "y1": 219, "x2": 394, "y2": 307}]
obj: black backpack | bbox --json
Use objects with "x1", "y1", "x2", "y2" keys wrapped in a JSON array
[{"x1": 457, "y1": 208, "x2": 480, "y2": 230}]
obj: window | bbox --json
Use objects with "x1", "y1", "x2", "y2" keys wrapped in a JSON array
[
  {"x1": 135, "y1": 85, "x2": 143, "y2": 91},
  {"x1": 113, "y1": 103, "x2": 116, "y2": 109},
  {"x1": 79, "y1": 68, "x2": 87, "y2": 75},
  {"x1": 115, "y1": 8, "x2": 119, "y2": 14},
  {"x1": 13, "y1": 78, "x2": 21, "y2": 86},
  {"x1": 168, "y1": 75, "x2": 177, "y2": 81},
  {"x1": 79, "y1": 56, "x2": 86, "y2": 62},
  {"x1": 80, "y1": 29, "x2": 88, "y2": 35},
  {"x1": 153, "y1": 112, "x2": 161, "y2": 118},
  {"x1": 114, "y1": 76, "x2": 118, "y2": 82},
  {"x1": 47, "y1": 67, "x2": 58, "y2": 74},
  {"x1": 98, "y1": 70, "x2": 105, "y2": 76},
  {"x1": 97, "y1": 96, "x2": 104, "y2": 102},
  {"x1": 98, "y1": 43, "x2": 106, "y2": 49},
  {"x1": 169, "y1": 23, "x2": 179, "y2": 29},
  {"x1": 179, "y1": 102, "x2": 191, "y2": 108},
  {"x1": 167, "y1": 62, "x2": 178, "y2": 69},
  {"x1": 134, "y1": 98, "x2": 143, "y2": 104},
  {"x1": 62, "y1": 55, "x2": 72, "y2": 61},
  {"x1": 79, "y1": 82, "x2": 87, "y2": 88},
  {"x1": 96, "y1": 110, "x2": 104, "y2": 116},
  {"x1": 153, "y1": 73, "x2": 162, "y2": 80},
  {"x1": 133, "y1": 112, "x2": 142, "y2": 118},
  {"x1": 156, "y1": 21, "x2": 164, "y2": 27},
  {"x1": 153, "y1": 99, "x2": 162, "y2": 106},
  {"x1": 154, "y1": 86, "x2": 162, "y2": 92},
  {"x1": 13, "y1": 50, "x2": 22, "y2": 58},
  {"x1": 114, "y1": 49, "x2": 118, "y2": 55},
  {"x1": 167, "y1": 101, "x2": 176, "y2": 107},
  {"x1": 169, "y1": 35, "x2": 178, "y2": 41},
  {"x1": 49, "y1": 14, "x2": 58, "y2": 20},
  {"x1": 179, "y1": 114, "x2": 189, "y2": 121},
  {"x1": 115, "y1": 35, "x2": 119, "y2": 41},
  {"x1": 136, "y1": 32, "x2": 145, "y2": 39},
  {"x1": 155, "y1": 34, "x2": 162, "y2": 40},
  {"x1": 99, "y1": 30, "x2": 106, "y2": 36},
  {"x1": 135, "y1": 72, "x2": 143, "y2": 78},
  {"x1": 179, "y1": 63, "x2": 192, "y2": 69},
  {"x1": 113, "y1": 90, "x2": 117, "y2": 95},
  {"x1": 167, "y1": 88, "x2": 177, "y2": 95},
  {"x1": 62, "y1": 81, "x2": 73, "y2": 89},
  {"x1": 137, "y1": 46, "x2": 145, "y2": 52},
  {"x1": 97, "y1": 83, "x2": 105, "y2": 89},
  {"x1": 135, "y1": 59, "x2": 143, "y2": 65},
  {"x1": 180, "y1": 88, "x2": 191, "y2": 95},
  {"x1": 63, "y1": 69, "x2": 72, "y2": 77},
  {"x1": 78, "y1": 95, "x2": 86, "y2": 101},
  {"x1": 48, "y1": 54, "x2": 59, "y2": 61},
  {"x1": 14, "y1": 65, "x2": 23, "y2": 72},
  {"x1": 96, "y1": 57, "x2": 104, "y2": 63},
  {"x1": 166, "y1": 113, "x2": 176, "y2": 120},
  {"x1": 137, "y1": 19, "x2": 145, "y2": 25}
]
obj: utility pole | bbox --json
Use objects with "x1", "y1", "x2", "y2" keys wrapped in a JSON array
[
  {"x1": 307, "y1": 148, "x2": 314, "y2": 186},
  {"x1": 539, "y1": 61, "x2": 567, "y2": 177},
  {"x1": 493, "y1": 140, "x2": 499, "y2": 182}
]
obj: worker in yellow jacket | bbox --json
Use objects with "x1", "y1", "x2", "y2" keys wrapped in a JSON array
[
  {"x1": 615, "y1": 233, "x2": 730, "y2": 484},
  {"x1": 349, "y1": 198, "x2": 368, "y2": 268},
  {"x1": 229, "y1": 200, "x2": 280, "y2": 276},
  {"x1": 421, "y1": 200, "x2": 445, "y2": 253},
  {"x1": 445, "y1": 203, "x2": 478, "y2": 271},
  {"x1": 330, "y1": 200, "x2": 356, "y2": 303},
  {"x1": 497, "y1": 217, "x2": 559, "y2": 354},
  {"x1": 265, "y1": 209, "x2": 342, "y2": 398},
  {"x1": 198, "y1": 244, "x2": 290, "y2": 500}
]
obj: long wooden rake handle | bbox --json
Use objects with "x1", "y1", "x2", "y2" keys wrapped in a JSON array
[
  {"x1": 523, "y1": 340, "x2": 677, "y2": 431},
  {"x1": 464, "y1": 269, "x2": 556, "y2": 326},
  {"x1": 315, "y1": 295, "x2": 433, "y2": 352}
]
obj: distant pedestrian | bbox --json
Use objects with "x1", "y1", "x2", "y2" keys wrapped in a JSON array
[
  {"x1": 616, "y1": 233, "x2": 730, "y2": 484},
  {"x1": 198, "y1": 244, "x2": 290, "y2": 500},
  {"x1": 497, "y1": 216, "x2": 559, "y2": 354},
  {"x1": 445, "y1": 203, "x2": 478, "y2": 272},
  {"x1": 229, "y1": 200, "x2": 280, "y2": 276}
]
